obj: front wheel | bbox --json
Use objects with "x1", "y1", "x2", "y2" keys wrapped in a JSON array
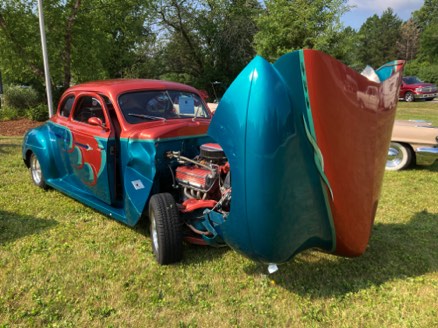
[
  {"x1": 149, "y1": 193, "x2": 183, "y2": 265},
  {"x1": 29, "y1": 152, "x2": 48, "y2": 189},
  {"x1": 386, "y1": 142, "x2": 413, "y2": 171},
  {"x1": 404, "y1": 91, "x2": 415, "y2": 102}
]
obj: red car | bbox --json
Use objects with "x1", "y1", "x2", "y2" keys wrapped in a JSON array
[{"x1": 399, "y1": 76, "x2": 437, "y2": 102}]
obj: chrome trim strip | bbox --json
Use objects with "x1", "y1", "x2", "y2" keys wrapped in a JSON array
[{"x1": 415, "y1": 147, "x2": 438, "y2": 166}]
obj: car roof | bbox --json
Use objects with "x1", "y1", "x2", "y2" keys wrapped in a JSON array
[{"x1": 66, "y1": 79, "x2": 200, "y2": 95}]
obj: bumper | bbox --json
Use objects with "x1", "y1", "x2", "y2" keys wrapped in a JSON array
[
  {"x1": 414, "y1": 92, "x2": 437, "y2": 99},
  {"x1": 416, "y1": 147, "x2": 438, "y2": 166}
]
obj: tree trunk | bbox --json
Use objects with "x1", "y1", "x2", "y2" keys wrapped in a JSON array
[{"x1": 62, "y1": 0, "x2": 81, "y2": 90}]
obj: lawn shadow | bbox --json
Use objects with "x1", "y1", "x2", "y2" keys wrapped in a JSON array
[
  {"x1": 0, "y1": 142, "x2": 21, "y2": 154},
  {"x1": 243, "y1": 211, "x2": 438, "y2": 298},
  {"x1": 0, "y1": 210, "x2": 58, "y2": 246},
  {"x1": 182, "y1": 244, "x2": 230, "y2": 265},
  {"x1": 133, "y1": 216, "x2": 230, "y2": 265}
]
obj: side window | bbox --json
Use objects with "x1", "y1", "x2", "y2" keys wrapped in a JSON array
[
  {"x1": 59, "y1": 96, "x2": 75, "y2": 117},
  {"x1": 73, "y1": 96, "x2": 106, "y2": 124}
]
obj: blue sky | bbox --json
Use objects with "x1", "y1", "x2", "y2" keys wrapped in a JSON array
[{"x1": 342, "y1": 0, "x2": 424, "y2": 30}]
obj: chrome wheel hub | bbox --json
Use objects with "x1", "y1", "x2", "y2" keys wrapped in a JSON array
[
  {"x1": 387, "y1": 146, "x2": 403, "y2": 168},
  {"x1": 31, "y1": 156, "x2": 42, "y2": 184},
  {"x1": 151, "y1": 213, "x2": 159, "y2": 252}
]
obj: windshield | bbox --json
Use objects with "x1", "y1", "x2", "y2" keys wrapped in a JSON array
[
  {"x1": 118, "y1": 90, "x2": 210, "y2": 124},
  {"x1": 403, "y1": 76, "x2": 423, "y2": 84}
]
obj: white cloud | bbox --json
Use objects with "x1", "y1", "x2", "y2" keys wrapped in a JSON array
[{"x1": 348, "y1": 0, "x2": 423, "y2": 12}]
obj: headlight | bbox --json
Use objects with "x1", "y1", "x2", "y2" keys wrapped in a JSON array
[{"x1": 415, "y1": 87, "x2": 425, "y2": 92}]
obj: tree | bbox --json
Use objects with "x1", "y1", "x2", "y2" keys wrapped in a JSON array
[
  {"x1": 322, "y1": 26, "x2": 358, "y2": 67},
  {"x1": 397, "y1": 19, "x2": 420, "y2": 61},
  {"x1": 0, "y1": 0, "x2": 154, "y2": 96},
  {"x1": 254, "y1": 0, "x2": 349, "y2": 62},
  {"x1": 0, "y1": 1, "x2": 45, "y2": 88},
  {"x1": 152, "y1": 0, "x2": 261, "y2": 95},
  {"x1": 412, "y1": 0, "x2": 438, "y2": 29},
  {"x1": 411, "y1": 0, "x2": 438, "y2": 63},
  {"x1": 356, "y1": 8, "x2": 402, "y2": 68}
]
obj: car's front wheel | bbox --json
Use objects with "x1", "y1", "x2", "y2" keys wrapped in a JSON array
[
  {"x1": 148, "y1": 193, "x2": 183, "y2": 265},
  {"x1": 29, "y1": 152, "x2": 48, "y2": 189},
  {"x1": 404, "y1": 91, "x2": 415, "y2": 102},
  {"x1": 386, "y1": 142, "x2": 413, "y2": 171}
]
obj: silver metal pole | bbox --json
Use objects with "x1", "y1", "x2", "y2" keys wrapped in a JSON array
[{"x1": 37, "y1": 0, "x2": 54, "y2": 117}]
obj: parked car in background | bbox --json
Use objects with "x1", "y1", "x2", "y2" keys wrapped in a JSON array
[
  {"x1": 399, "y1": 76, "x2": 437, "y2": 102},
  {"x1": 386, "y1": 120, "x2": 438, "y2": 170}
]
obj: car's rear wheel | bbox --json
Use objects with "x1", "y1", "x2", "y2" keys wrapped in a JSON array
[
  {"x1": 30, "y1": 152, "x2": 48, "y2": 189},
  {"x1": 149, "y1": 193, "x2": 183, "y2": 265},
  {"x1": 404, "y1": 92, "x2": 415, "y2": 102},
  {"x1": 386, "y1": 142, "x2": 413, "y2": 171}
]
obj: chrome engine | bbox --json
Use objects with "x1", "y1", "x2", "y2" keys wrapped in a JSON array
[{"x1": 168, "y1": 143, "x2": 231, "y2": 207}]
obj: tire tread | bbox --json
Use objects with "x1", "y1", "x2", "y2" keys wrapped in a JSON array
[{"x1": 149, "y1": 193, "x2": 182, "y2": 264}]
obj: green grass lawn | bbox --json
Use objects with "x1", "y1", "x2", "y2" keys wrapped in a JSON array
[{"x1": 1, "y1": 102, "x2": 437, "y2": 327}]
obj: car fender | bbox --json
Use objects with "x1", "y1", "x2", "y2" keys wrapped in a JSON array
[
  {"x1": 22, "y1": 124, "x2": 61, "y2": 182},
  {"x1": 121, "y1": 138, "x2": 157, "y2": 226}
]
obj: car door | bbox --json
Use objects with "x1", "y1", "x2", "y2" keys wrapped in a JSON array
[{"x1": 64, "y1": 93, "x2": 115, "y2": 205}]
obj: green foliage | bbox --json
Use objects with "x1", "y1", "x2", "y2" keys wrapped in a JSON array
[
  {"x1": 323, "y1": 27, "x2": 358, "y2": 66},
  {"x1": 412, "y1": 0, "x2": 438, "y2": 29},
  {"x1": 403, "y1": 60, "x2": 438, "y2": 84},
  {"x1": 1, "y1": 0, "x2": 437, "y2": 103},
  {"x1": 0, "y1": 106, "x2": 21, "y2": 121},
  {"x1": 417, "y1": 63, "x2": 438, "y2": 84},
  {"x1": 419, "y1": 22, "x2": 438, "y2": 62},
  {"x1": 3, "y1": 85, "x2": 40, "y2": 110},
  {"x1": 151, "y1": 0, "x2": 261, "y2": 95},
  {"x1": 25, "y1": 104, "x2": 49, "y2": 122},
  {"x1": 0, "y1": 1, "x2": 43, "y2": 88},
  {"x1": 254, "y1": 0, "x2": 349, "y2": 61},
  {"x1": 356, "y1": 9, "x2": 402, "y2": 68},
  {"x1": 0, "y1": 0, "x2": 154, "y2": 91}
]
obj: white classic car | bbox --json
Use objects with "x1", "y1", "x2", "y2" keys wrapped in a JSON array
[{"x1": 386, "y1": 120, "x2": 438, "y2": 170}]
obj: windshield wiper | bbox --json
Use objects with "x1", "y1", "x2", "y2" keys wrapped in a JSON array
[{"x1": 128, "y1": 113, "x2": 166, "y2": 122}]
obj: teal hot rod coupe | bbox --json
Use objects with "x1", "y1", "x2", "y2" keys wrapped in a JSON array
[{"x1": 23, "y1": 50, "x2": 404, "y2": 266}]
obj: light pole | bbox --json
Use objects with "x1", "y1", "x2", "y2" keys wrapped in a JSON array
[{"x1": 37, "y1": 0, "x2": 54, "y2": 117}]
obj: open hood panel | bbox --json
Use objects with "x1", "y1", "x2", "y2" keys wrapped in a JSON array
[{"x1": 209, "y1": 50, "x2": 404, "y2": 263}]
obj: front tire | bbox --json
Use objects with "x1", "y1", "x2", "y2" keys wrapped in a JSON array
[
  {"x1": 386, "y1": 142, "x2": 413, "y2": 171},
  {"x1": 149, "y1": 193, "x2": 183, "y2": 265},
  {"x1": 29, "y1": 153, "x2": 48, "y2": 189},
  {"x1": 404, "y1": 92, "x2": 415, "y2": 102}
]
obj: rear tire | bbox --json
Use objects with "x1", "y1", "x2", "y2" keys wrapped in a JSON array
[
  {"x1": 386, "y1": 142, "x2": 413, "y2": 171},
  {"x1": 149, "y1": 193, "x2": 183, "y2": 265},
  {"x1": 29, "y1": 153, "x2": 48, "y2": 189}
]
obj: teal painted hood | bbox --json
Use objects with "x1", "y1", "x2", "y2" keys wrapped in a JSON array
[{"x1": 208, "y1": 52, "x2": 335, "y2": 263}]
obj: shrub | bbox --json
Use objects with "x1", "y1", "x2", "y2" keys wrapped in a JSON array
[
  {"x1": 418, "y1": 64, "x2": 438, "y2": 84},
  {"x1": 0, "y1": 106, "x2": 21, "y2": 121},
  {"x1": 26, "y1": 104, "x2": 49, "y2": 122},
  {"x1": 403, "y1": 61, "x2": 438, "y2": 84},
  {"x1": 3, "y1": 85, "x2": 40, "y2": 110}
]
